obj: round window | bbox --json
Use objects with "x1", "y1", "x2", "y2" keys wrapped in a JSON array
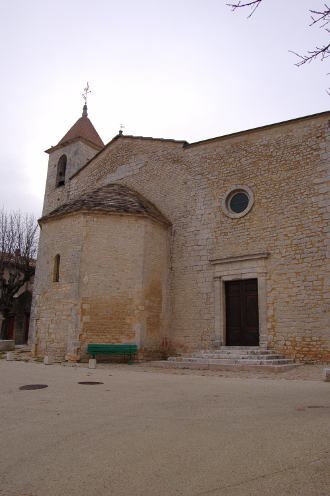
[
  {"x1": 229, "y1": 192, "x2": 249, "y2": 214},
  {"x1": 222, "y1": 186, "x2": 254, "y2": 219}
]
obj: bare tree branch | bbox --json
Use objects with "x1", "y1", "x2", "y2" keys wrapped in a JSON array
[
  {"x1": 0, "y1": 209, "x2": 39, "y2": 339},
  {"x1": 310, "y1": 4, "x2": 330, "y2": 27},
  {"x1": 298, "y1": 4, "x2": 330, "y2": 68},
  {"x1": 290, "y1": 43, "x2": 330, "y2": 66},
  {"x1": 226, "y1": 0, "x2": 262, "y2": 18},
  {"x1": 226, "y1": 1, "x2": 330, "y2": 91}
]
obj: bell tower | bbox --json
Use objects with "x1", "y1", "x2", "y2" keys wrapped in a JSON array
[{"x1": 42, "y1": 84, "x2": 104, "y2": 215}]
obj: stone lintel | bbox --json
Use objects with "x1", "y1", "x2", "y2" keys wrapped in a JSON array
[{"x1": 210, "y1": 252, "x2": 269, "y2": 265}]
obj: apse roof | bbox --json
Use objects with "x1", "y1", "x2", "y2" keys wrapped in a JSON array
[{"x1": 39, "y1": 183, "x2": 170, "y2": 226}]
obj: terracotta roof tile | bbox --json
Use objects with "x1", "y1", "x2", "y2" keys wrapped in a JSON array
[
  {"x1": 39, "y1": 184, "x2": 171, "y2": 226},
  {"x1": 57, "y1": 115, "x2": 104, "y2": 149}
]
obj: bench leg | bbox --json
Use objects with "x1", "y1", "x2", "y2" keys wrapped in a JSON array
[{"x1": 89, "y1": 358, "x2": 96, "y2": 369}]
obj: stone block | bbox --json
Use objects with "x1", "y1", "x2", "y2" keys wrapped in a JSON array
[
  {"x1": 6, "y1": 352, "x2": 14, "y2": 361},
  {"x1": 89, "y1": 358, "x2": 96, "y2": 369},
  {"x1": 323, "y1": 368, "x2": 330, "y2": 382},
  {"x1": 0, "y1": 340, "x2": 15, "y2": 351}
]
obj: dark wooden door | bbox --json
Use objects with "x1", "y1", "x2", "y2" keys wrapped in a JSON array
[
  {"x1": 24, "y1": 313, "x2": 30, "y2": 343},
  {"x1": 8, "y1": 316, "x2": 15, "y2": 340},
  {"x1": 225, "y1": 279, "x2": 259, "y2": 346}
]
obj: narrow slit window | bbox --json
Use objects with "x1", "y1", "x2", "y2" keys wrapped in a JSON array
[
  {"x1": 56, "y1": 155, "x2": 67, "y2": 187},
  {"x1": 53, "y1": 254, "x2": 60, "y2": 282}
]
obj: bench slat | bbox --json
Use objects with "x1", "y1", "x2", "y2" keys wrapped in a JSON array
[
  {"x1": 87, "y1": 344, "x2": 138, "y2": 364},
  {"x1": 88, "y1": 344, "x2": 138, "y2": 352}
]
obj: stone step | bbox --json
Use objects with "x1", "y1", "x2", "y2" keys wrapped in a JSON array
[
  {"x1": 193, "y1": 349, "x2": 274, "y2": 356},
  {"x1": 190, "y1": 353, "x2": 283, "y2": 360},
  {"x1": 219, "y1": 346, "x2": 263, "y2": 350},
  {"x1": 148, "y1": 361, "x2": 299, "y2": 373},
  {"x1": 173, "y1": 357, "x2": 289, "y2": 364},
  {"x1": 148, "y1": 346, "x2": 299, "y2": 373},
  {"x1": 168, "y1": 357, "x2": 294, "y2": 366},
  {"x1": 6, "y1": 347, "x2": 31, "y2": 361},
  {"x1": 7, "y1": 354, "x2": 30, "y2": 360}
]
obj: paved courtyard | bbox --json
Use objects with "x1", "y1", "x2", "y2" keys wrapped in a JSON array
[{"x1": 0, "y1": 360, "x2": 329, "y2": 496}]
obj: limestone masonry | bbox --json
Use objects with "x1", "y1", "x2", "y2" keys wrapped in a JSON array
[{"x1": 29, "y1": 106, "x2": 330, "y2": 363}]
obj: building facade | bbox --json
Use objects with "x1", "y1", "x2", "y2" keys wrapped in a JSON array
[
  {"x1": 29, "y1": 106, "x2": 330, "y2": 362},
  {"x1": 0, "y1": 256, "x2": 34, "y2": 344}
]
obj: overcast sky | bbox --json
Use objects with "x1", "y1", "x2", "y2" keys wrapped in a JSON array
[{"x1": 0, "y1": 0, "x2": 328, "y2": 217}]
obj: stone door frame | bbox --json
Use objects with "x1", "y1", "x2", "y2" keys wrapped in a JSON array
[{"x1": 210, "y1": 252, "x2": 269, "y2": 348}]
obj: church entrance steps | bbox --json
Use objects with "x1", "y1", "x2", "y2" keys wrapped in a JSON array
[
  {"x1": 148, "y1": 361, "x2": 299, "y2": 372},
  {"x1": 168, "y1": 357, "x2": 293, "y2": 366},
  {"x1": 215, "y1": 346, "x2": 263, "y2": 350},
  {"x1": 193, "y1": 347, "x2": 271, "y2": 355},
  {"x1": 189, "y1": 352, "x2": 283, "y2": 360},
  {"x1": 148, "y1": 347, "x2": 300, "y2": 372}
]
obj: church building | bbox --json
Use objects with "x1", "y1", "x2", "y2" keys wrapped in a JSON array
[{"x1": 29, "y1": 103, "x2": 329, "y2": 363}]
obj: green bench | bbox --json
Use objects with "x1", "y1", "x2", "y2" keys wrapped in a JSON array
[{"x1": 87, "y1": 344, "x2": 138, "y2": 364}]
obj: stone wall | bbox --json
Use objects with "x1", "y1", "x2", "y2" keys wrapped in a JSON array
[
  {"x1": 30, "y1": 215, "x2": 83, "y2": 361},
  {"x1": 30, "y1": 211, "x2": 170, "y2": 361},
  {"x1": 141, "y1": 218, "x2": 171, "y2": 356},
  {"x1": 43, "y1": 140, "x2": 100, "y2": 216},
  {"x1": 64, "y1": 113, "x2": 330, "y2": 362}
]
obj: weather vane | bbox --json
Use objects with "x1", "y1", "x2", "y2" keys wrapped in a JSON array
[
  {"x1": 119, "y1": 123, "x2": 125, "y2": 135},
  {"x1": 82, "y1": 82, "x2": 91, "y2": 105}
]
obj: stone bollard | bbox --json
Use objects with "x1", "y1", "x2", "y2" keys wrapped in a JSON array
[
  {"x1": 6, "y1": 351, "x2": 14, "y2": 361},
  {"x1": 323, "y1": 368, "x2": 330, "y2": 382},
  {"x1": 88, "y1": 358, "x2": 96, "y2": 369},
  {"x1": 44, "y1": 355, "x2": 54, "y2": 365}
]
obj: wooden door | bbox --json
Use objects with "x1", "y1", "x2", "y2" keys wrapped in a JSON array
[
  {"x1": 8, "y1": 316, "x2": 15, "y2": 340},
  {"x1": 225, "y1": 279, "x2": 259, "y2": 346},
  {"x1": 24, "y1": 313, "x2": 30, "y2": 343}
]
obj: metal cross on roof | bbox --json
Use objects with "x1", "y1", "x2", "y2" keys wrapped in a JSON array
[{"x1": 82, "y1": 82, "x2": 91, "y2": 105}]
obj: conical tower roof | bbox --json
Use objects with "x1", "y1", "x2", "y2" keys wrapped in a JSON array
[{"x1": 56, "y1": 104, "x2": 104, "y2": 150}]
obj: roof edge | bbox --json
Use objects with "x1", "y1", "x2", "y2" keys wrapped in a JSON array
[
  {"x1": 69, "y1": 134, "x2": 188, "y2": 180},
  {"x1": 45, "y1": 136, "x2": 104, "y2": 154},
  {"x1": 117, "y1": 135, "x2": 188, "y2": 145},
  {"x1": 69, "y1": 109, "x2": 330, "y2": 179},
  {"x1": 186, "y1": 110, "x2": 330, "y2": 149},
  {"x1": 69, "y1": 134, "x2": 121, "y2": 179},
  {"x1": 39, "y1": 207, "x2": 171, "y2": 227}
]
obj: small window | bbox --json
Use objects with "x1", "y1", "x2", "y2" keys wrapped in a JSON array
[
  {"x1": 229, "y1": 192, "x2": 249, "y2": 214},
  {"x1": 222, "y1": 185, "x2": 254, "y2": 219},
  {"x1": 56, "y1": 155, "x2": 67, "y2": 187},
  {"x1": 53, "y1": 254, "x2": 60, "y2": 282}
]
